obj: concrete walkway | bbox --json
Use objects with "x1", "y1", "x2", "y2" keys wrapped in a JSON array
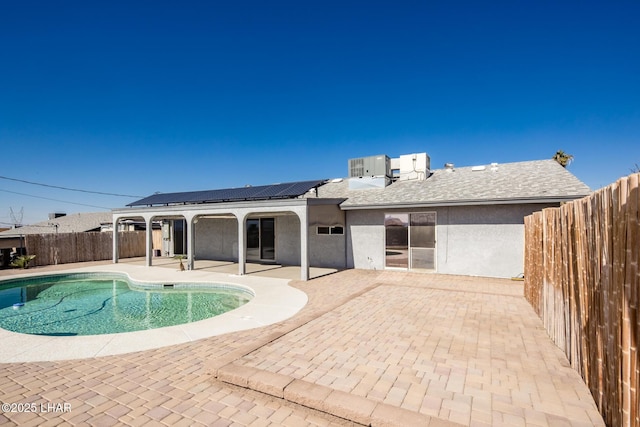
[{"x1": 0, "y1": 262, "x2": 604, "y2": 426}]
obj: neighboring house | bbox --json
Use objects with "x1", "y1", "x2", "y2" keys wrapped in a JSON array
[
  {"x1": 112, "y1": 153, "x2": 591, "y2": 280},
  {"x1": 0, "y1": 212, "x2": 113, "y2": 239},
  {"x1": 0, "y1": 212, "x2": 113, "y2": 267}
]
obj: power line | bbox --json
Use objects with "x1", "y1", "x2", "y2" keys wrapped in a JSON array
[
  {"x1": 0, "y1": 220, "x2": 55, "y2": 228},
  {"x1": 0, "y1": 175, "x2": 143, "y2": 198},
  {"x1": 0, "y1": 188, "x2": 111, "y2": 210}
]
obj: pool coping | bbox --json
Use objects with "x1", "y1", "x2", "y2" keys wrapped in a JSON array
[{"x1": 0, "y1": 264, "x2": 308, "y2": 363}]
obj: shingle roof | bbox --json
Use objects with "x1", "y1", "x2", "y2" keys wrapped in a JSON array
[
  {"x1": 313, "y1": 159, "x2": 591, "y2": 208},
  {"x1": 0, "y1": 212, "x2": 112, "y2": 237}
]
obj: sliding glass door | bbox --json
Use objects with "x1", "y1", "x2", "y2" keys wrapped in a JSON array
[
  {"x1": 409, "y1": 212, "x2": 436, "y2": 270},
  {"x1": 385, "y1": 212, "x2": 436, "y2": 271},
  {"x1": 246, "y1": 218, "x2": 275, "y2": 261},
  {"x1": 246, "y1": 219, "x2": 260, "y2": 260},
  {"x1": 173, "y1": 219, "x2": 186, "y2": 255},
  {"x1": 259, "y1": 218, "x2": 275, "y2": 260},
  {"x1": 384, "y1": 214, "x2": 409, "y2": 268}
]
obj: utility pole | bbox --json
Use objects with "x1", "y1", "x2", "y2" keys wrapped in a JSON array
[{"x1": 9, "y1": 207, "x2": 24, "y2": 228}]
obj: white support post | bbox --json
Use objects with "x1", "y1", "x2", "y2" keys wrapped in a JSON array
[
  {"x1": 145, "y1": 215, "x2": 154, "y2": 267},
  {"x1": 299, "y1": 208, "x2": 309, "y2": 281},
  {"x1": 112, "y1": 215, "x2": 119, "y2": 264},
  {"x1": 236, "y1": 211, "x2": 247, "y2": 276},
  {"x1": 186, "y1": 214, "x2": 196, "y2": 270}
]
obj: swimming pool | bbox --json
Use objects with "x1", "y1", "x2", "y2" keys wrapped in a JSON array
[{"x1": 0, "y1": 273, "x2": 253, "y2": 336}]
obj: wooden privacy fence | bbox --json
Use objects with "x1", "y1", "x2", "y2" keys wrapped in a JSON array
[
  {"x1": 25, "y1": 231, "x2": 146, "y2": 266},
  {"x1": 524, "y1": 172, "x2": 639, "y2": 427}
]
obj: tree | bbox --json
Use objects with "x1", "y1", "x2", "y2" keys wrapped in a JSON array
[{"x1": 552, "y1": 150, "x2": 574, "y2": 168}]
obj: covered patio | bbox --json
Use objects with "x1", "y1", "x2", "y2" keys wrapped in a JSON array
[{"x1": 112, "y1": 195, "x2": 344, "y2": 281}]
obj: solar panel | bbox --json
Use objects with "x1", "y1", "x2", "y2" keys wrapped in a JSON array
[{"x1": 127, "y1": 179, "x2": 326, "y2": 207}]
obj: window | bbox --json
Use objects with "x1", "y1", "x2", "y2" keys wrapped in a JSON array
[
  {"x1": 316, "y1": 225, "x2": 344, "y2": 235},
  {"x1": 330, "y1": 226, "x2": 344, "y2": 235},
  {"x1": 317, "y1": 226, "x2": 330, "y2": 235}
]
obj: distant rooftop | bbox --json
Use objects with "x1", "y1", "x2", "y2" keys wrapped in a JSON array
[{"x1": 0, "y1": 212, "x2": 113, "y2": 237}]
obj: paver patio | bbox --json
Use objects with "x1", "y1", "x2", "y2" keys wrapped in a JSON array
[{"x1": 0, "y1": 261, "x2": 604, "y2": 426}]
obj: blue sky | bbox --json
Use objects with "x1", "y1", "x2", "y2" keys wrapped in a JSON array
[{"x1": 1, "y1": 1, "x2": 639, "y2": 225}]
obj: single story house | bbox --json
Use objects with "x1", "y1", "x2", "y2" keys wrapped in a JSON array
[
  {"x1": 0, "y1": 212, "x2": 114, "y2": 267},
  {"x1": 112, "y1": 153, "x2": 591, "y2": 280}
]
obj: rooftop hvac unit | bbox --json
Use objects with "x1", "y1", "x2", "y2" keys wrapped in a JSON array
[
  {"x1": 398, "y1": 153, "x2": 431, "y2": 181},
  {"x1": 348, "y1": 155, "x2": 391, "y2": 178}
]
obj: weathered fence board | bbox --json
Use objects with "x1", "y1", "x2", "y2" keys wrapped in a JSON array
[
  {"x1": 524, "y1": 172, "x2": 640, "y2": 427},
  {"x1": 25, "y1": 231, "x2": 146, "y2": 266}
]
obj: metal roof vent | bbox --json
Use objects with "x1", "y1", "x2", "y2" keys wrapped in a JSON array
[{"x1": 444, "y1": 163, "x2": 455, "y2": 172}]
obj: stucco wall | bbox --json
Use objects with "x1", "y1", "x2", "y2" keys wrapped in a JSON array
[
  {"x1": 346, "y1": 210, "x2": 385, "y2": 270},
  {"x1": 274, "y1": 215, "x2": 300, "y2": 265},
  {"x1": 194, "y1": 217, "x2": 238, "y2": 260},
  {"x1": 194, "y1": 216, "x2": 300, "y2": 264},
  {"x1": 308, "y1": 204, "x2": 347, "y2": 269},
  {"x1": 434, "y1": 204, "x2": 557, "y2": 278},
  {"x1": 346, "y1": 204, "x2": 557, "y2": 278},
  {"x1": 192, "y1": 207, "x2": 346, "y2": 269}
]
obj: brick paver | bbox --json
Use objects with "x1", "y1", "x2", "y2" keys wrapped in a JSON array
[
  {"x1": 0, "y1": 262, "x2": 604, "y2": 426},
  {"x1": 222, "y1": 273, "x2": 603, "y2": 426}
]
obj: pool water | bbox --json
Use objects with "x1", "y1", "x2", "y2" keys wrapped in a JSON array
[{"x1": 0, "y1": 274, "x2": 252, "y2": 336}]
